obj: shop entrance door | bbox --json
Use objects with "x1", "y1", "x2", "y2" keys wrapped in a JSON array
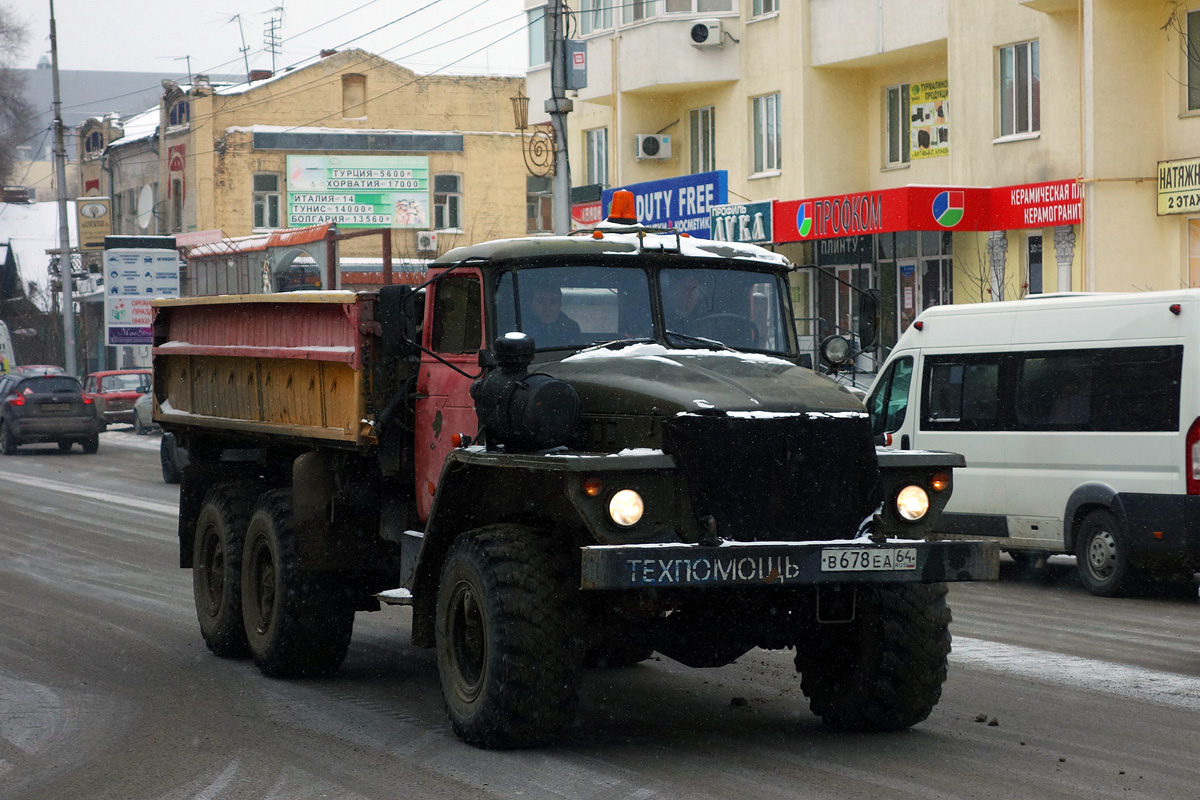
[{"x1": 898, "y1": 257, "x2": 952, "y2": 332}]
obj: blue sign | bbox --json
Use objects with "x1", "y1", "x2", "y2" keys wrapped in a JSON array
[{"x1": 602, "y1": 170, "x2": 728, "y2": 238}]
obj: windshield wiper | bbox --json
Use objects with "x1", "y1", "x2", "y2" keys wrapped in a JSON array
[
  {"x1": 663, "y1": 330, "x2": 736, "y2": 352},
  {"x1": 574, "y1": 337, "x2": 657, "y2": 354}
]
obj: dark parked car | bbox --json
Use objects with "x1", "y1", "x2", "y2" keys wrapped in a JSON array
[{"x1": 0, "y1": 374, "x2": 101, "y2": 454}]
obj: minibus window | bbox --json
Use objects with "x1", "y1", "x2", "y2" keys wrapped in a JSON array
[
  {"x1": 868, "y1": 356, "x2": 913, "y2": 435},
  {"x1": 923, "y1": 359, "x2": 1000, "y2": 429}
]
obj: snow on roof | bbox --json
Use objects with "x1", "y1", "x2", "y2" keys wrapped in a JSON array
[
  {"x1": 107, "y1": 105, "x2": 160, "y2": 148},
  {"x1": 0, "y1": 200, "x2": 76, "y2": 302}
]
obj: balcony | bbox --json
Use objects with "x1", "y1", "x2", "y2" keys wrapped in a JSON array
[
  {"x1": 810, "y1": 0, "x2": 946, "y2": 68},
  {"x1": 1019, "y1": 0, "x2": 1078, "y2": 13}
]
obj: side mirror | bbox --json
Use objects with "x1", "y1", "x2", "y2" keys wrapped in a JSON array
[
  {"x1": 378, "y1": 285, "x2": 420, "y2": 357},
  {"x1": 857, "y1": 288, "x2": 881, "y2": 350}
]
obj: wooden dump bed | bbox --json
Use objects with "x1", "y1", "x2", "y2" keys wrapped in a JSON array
[{"x1": 151, "y1": 292, "x2": 376, "y2": 445}]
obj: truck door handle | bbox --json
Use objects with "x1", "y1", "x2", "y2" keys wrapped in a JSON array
[{"x1": 901, "y1": 434, "x2": 910, "y2": 450}]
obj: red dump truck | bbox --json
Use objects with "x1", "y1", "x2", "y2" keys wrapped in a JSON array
[{"x1": 154, "y1": 200, "x2": 997, "y2": 748}]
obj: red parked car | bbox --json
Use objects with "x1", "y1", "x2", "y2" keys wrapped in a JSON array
[{"x1": 84, "y1": 370, "x2": 152, "y2": 427}]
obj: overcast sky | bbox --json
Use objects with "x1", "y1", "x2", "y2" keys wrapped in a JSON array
[{"x1": 13, "y1": 0, "x2": 528, "y2": 77}]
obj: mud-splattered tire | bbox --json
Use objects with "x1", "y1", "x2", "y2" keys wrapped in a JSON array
[
  {"x1": 241, "y1": 489, "x2": 354, "y2": 678},
  {"x1": 0, "y1": 422, "x2": 18, "y2": 455},
  {"x1": 193, "y1": 481, "x2": 261, "y2": 658},
  {"x1": 435, "y1": 524, "x2": 580, "y2": 748},
  {"x1": 795, "y1": 583, "x2": 951, "y2": 732},
  {"x1": 1075, "y1": 509, "x2": 1136, "y2": 597}
]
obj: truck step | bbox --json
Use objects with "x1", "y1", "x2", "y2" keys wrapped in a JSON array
[{"x1": 377, "y1": 588, "x2": 413, "y2": 606}]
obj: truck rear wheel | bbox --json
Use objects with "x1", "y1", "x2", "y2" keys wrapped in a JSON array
[
  {"x1": 241, "y1": 489, "x2": 354, "y2": 678},
  {"x1": 193, "y1": 482, "x2": 260, "y2": 658},
  {"x1": 795, "y1": 582, "x2": 951, "y2": 732},
  {"x1": 435, "y1": 524, "x2": 580, "y2": 748}
]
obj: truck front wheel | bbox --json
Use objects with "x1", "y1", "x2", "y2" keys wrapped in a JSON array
[
  {"x1": 435, "y1": 525, "x2": 580, "y2": 748},
  {"x1": 241, "y1": 489, "x2": 354, "y2": 678},
  {"x1": 795, "y1": 582, "x2": 951, "y2": 732},
  {"x1": 193, "y1": 482, "x2": 261, "y2": 657}
]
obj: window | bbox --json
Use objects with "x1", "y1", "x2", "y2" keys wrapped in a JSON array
[
  {"x1": 999, "y1": 40, "x2": 1040, "y2": 137},
  {"x1": 690, "y1": 106, "x2": 715, "y2": 174},
  {"x1": 581, "y1": 0, "x2": 613, "y2": 34},
  {"x1": 752, "y1": 93, "x2": 781, "y2": 173},
  {"x1": 168, "y1": 101, "x2": 190, "y2": 127},
  {"x1": 342, "y1": 74, "x2": 367, "y2": 117},
  {"x1": 868, "y1": 356, "x2": 913, "y2": 437},
  {"x1": 528, "y1": 6, "x2": 549, "y2": 66},
  {"x1": 430, "y1": 275, "x2": 482, "y2": 354},
  {"x1": 253, "y1": 173, "x2": 281, "y2": 230},
  {"x1": 84, "y1": 130, "x2": 103, "y2": 156},
  {"x1": 527, "y1": 175, "x2": 553, "y2": 233},
  {"x1": 585, "y1": 128, "x2": 608, "y2": 186},
  {"x1": 923, "y1": 358, "x2": 1002, "y2": 430},
  {"x1": 433, "y1": 174, "x2": 461, "y2": 230},
  {"x1": 623, "y1": 0, "x2": 656, "y2": 23},
  {"x1": 1189, "y1": 10, "x2": 1200, "y2": 111},
  {"x1": 1014, "y1": 347, "x2": 1181, "y2": 432},
  {"x1": 665, "y1": 0, "x2": 733, "y2": 11},
  {"x1": 753, "y1": 0, "x2": 778, "y2": 15},
  {"x1": 885, "y1": 84, "x2": 910, "y2": 167}
]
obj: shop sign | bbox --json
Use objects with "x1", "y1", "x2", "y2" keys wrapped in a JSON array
[
  {"x1": 286, "y1": 155, "x2": 430, "y2": 229},
  {"x1": 602, "y1": 170, "x2": 728, "y2": 237},
  {"x1": 991, "y1": 180, "x2": 1081, "y2": 228},
  {"x1": 1157, "y1": 157, "x2": 1200, "y2": 216},
  {"x1": 774, "y1": 186, "x2": 989, "y2": 243},
  {"x1": 103, "y1": 237, "x2": 180, "y2": 346},
  {"x1": 909, "y1": 80, "x2": 949, "y2": 160},
  {"x1": 709, "y1": 200, "x2": 773, "y2": 244},
  {"x1": 571, "y1": 200, "x2": 603, "y2": 228},
  {"x1": 76, "y1": 197, "x2": 112, "y2": 251}
]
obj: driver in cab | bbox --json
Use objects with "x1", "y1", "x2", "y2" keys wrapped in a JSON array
[
  {"x1": 523, "y1": 283, "x2": 582, "y2": 348},
  {"x1": 662, "y1": 272, "x2": 702, "y2": 334}
]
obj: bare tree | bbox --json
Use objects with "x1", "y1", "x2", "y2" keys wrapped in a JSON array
[{"x1": 0, "y1": 3, "x2": 36, "y2": 186}]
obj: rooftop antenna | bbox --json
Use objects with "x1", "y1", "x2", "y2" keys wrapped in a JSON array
[
  {"x1": 263, "y1": 5, "x2": 284, "y2": 74},
  {"x1": 173, "y1": 55, "x2": 192, "y2": 84},
  {"x1": 223, "y1": 13, "x2": 252, "y2": 82}
]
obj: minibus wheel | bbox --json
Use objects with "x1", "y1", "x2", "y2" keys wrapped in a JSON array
[{"x1": 1075, "y1": 509, "x2": 1135, "y2": 597}]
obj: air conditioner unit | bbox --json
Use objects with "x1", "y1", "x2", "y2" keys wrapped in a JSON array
[
  {"x1": 636, "y1": 134, "x2": 672, "y2": 160},
  {"x1": 690, "y1": 18, "x2": 723, "y2": 48},
  {"x1": 416, "y1": 230, "x2": 438, "y2": 252}
]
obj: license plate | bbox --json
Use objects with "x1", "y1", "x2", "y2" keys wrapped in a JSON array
[
  {"x1": 41, "y1": 403, "x2": 69, "y2": 412},
  {"x1": 821, "y1": 547, "x2": 918, "y2": 572}
]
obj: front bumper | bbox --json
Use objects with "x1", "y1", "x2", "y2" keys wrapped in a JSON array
[{"x1": 580, "y1": 539, "x2": 999, "y2": 590}]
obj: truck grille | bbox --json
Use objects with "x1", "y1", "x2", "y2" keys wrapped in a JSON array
[{"x1": 661, "y1": 413, "x2": 880, "y2": 542}]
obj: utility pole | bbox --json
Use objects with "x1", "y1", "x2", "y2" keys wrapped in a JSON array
[
  {"x1": 48, "y1": 0, "x2": 76, "y2": 376},
  {"x1": 546, "y1": 0, "x2": 572, "y2": 235}
]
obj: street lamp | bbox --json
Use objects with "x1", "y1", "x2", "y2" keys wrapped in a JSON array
[{"x1": 510, "y1": 88, "x2": 556, "y2": 178}]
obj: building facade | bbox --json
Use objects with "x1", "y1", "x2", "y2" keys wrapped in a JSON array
[
  {"x1": 83, "y1": 49, "x2": 530, "y2": 285},
  {"x1": 525, "y1": 0, "x2": 1200, "y2": 357}
]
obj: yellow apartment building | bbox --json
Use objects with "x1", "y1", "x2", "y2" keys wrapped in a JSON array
[
  {"x1": 525, "y1": 0, "x2": 1200, "y2": 354},
  {"x1": 80, "y1": 49, "x2": 530, "y2": 289}
]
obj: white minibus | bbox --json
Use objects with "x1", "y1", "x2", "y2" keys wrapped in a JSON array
[
  {"x1": 866, "y1": 290, "x2": 1200, "y2": 596},
  {"x1": 0, "y1": 320, "x2": 12, "y2": 375}
]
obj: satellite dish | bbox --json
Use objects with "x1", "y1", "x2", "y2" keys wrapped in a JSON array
[{"x1": 137, "y1": 185, "x2": 154, "y2": 230}]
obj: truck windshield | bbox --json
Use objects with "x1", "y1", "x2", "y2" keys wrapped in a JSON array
[
  {"x1": 495, "y1": 264, "x2": 791, "y2": 354},
  {"x1": 660, "y1": 267, "x2": 791, "y2": 353}
]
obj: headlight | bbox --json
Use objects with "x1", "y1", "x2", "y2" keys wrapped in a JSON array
[
  {"x1": 608, "y1": 489, "x2": 645, "y2": 527},
  {"x1": 895, "y1": 485, "x2": 930, "y2": 521}
]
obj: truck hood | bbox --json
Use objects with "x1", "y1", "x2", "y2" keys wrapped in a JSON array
[{"x1": 541, "y1": 342, "x2": 863, "y2": 416}]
